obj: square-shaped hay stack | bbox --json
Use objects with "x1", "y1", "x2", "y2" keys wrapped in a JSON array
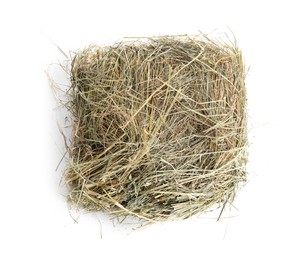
[{"x1": 65, "y1": 35, "x2": 247, "y2": 222}]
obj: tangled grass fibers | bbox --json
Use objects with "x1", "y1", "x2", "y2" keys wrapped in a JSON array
[{"x1": 65, "y1": 35, "x2": 247, "y2": 223}]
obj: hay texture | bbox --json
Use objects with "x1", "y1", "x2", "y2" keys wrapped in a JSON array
[{"x1": 65, "y1": 35, "x2": 247, "y2": 223}]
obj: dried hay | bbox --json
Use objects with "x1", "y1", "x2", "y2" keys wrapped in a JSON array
[{"x1": 64, "y1": 35, "x2": 247, "y2": 223}]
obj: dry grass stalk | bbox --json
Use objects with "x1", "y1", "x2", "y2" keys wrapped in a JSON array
[{"x1": 64, "y1": 35, "x2": 247, "y2": 223}]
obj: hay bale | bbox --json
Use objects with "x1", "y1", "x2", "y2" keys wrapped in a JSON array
[{"x1": 65, "y1": 35, "x2": 247, "y2": 222}]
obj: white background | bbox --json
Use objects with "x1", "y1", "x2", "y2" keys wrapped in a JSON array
[{"x1": 1, "y1": 0, "x2": 304, "y2": 259}]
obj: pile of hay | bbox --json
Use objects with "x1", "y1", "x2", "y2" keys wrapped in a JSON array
[{"x1": 65, "y1": 35, "x2": 247, "y2": 223}]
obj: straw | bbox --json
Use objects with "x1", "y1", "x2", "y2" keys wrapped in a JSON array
[{"x1": 64, "y1": 34, "x2": 247, "y2": 222}]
